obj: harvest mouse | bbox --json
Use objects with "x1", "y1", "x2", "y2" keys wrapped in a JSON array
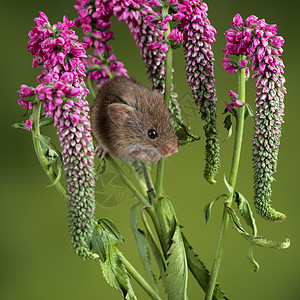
[{"x1": 91, "y1": 76, "x2": 178, "y2": 162}]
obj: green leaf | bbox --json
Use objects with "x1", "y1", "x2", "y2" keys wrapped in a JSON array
[
  {"x1": 37, "y1": 135, "x2": 63, "y2": 187},
  {"x1": 141, "y1": 208, "x2": 166, "y2": 273},
  {"x1": 93, "y1": 220, "x2": 136, "y2": 299},
  {"x1": 234, "y1": 192, "x2": 257, "y2": 235},
  {"x1": 155, "y1": 197, "x2": 176, "y2": 245},
  {"x1": 223, "y1": 174, "x2": 234, "y2": 195},
  {"x1": 97, "y1": 248, "x2": 136, "y2": 299},
  {"x1": 233, "y1": 191, "x2": 259, "y2": 271},
  {"x1": 162, "y1": 224, "x2": 188, "y2": 300},
  {"x1": 223, "y1": 114, "x2": 232, "y2": 141},
  {"x1": 182, "y1": 234, "x2": 228, "y2": 300},
  {"x1": 91, "y1": 225, "x2": 106, "y2": 261},
  {"x1": 226, "y1": 205, "x2": 290, "y2": 249},
  {"x1": 247, "y1": 243, "x2": 259, "y2": 272},
  {"x1": 244, "y1": 103, "x2": 254, "y2": 120},
  {"x1": 170, "y1": 112, "x2": 201, "y2": 146},
  {"x1": 39, "y1": 115, "x2": 54, "y2": 127},
  {"x1": 203, "y1": 194, "x2": 226, "y2": 225},
  {"x1": 130, "y1": 202, "x2": 157, "y2": 291},
  {"x1": 12, "y1": 122, "x2": 27, "y2": 130},
  {"x1": 98, "y1": 217, "x2": 125, "y2": 244}
]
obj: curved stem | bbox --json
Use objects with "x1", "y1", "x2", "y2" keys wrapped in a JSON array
[
  {"x1": 205, "y1": 55, "x2": 246, "y2": 300},
  {"x1": 118, "y1": 252, "x2": 162, "y2": 300},
  {"x1": 105, "y1": 154, "x2": 149, "y2": 207},
  {"x1": 31, "y1": 99, "x2": 66, "y2": 198}
]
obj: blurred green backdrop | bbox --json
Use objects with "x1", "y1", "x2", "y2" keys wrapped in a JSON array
[{"x1": 1, "y1": 0, "x2": 299, "y2": 299}]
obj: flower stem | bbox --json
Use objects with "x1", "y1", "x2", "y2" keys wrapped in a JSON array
[
  {"x1": 205, "y1": 55, "x2": 246, "y2": 300},
  {"x1": 155, "y1": 4, "x2": 172, "y2": 198},
  {"x1": 105, "y1": 154, "x2": 149, "y2": 207},
  {"x1": 31, "y1": 99, "x2": 66, "y2": 198},
  {"x1": 118, "y1": 251, "x2": 162, "y2": 300}
]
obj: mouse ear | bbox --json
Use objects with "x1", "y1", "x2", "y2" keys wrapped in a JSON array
[{"x1": 108, "y1": 103, "x2": 134, "y2": 124}]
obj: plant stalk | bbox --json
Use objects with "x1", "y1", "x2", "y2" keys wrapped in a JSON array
[
  {"x1": 105, "y1": 154, "x2": 149, "y2": 207},
  {"x1": 118, "y1": 252, "x2": 162, "y2": 300},
  {"x1": 205, "y1": 55, "x2": 246, "y2": 300},
  {"x1": 155, "y1": 4, "x2": 172, "y2": 198},
  {"x1": 31, "y1": 99, "x2": 66, "y2": 198}
]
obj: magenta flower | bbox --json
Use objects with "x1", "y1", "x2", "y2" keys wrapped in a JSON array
[
  {"x1": 20, "y1": 12, "x2": 96, "y2": 257},
  {"x1": 229, "y1": 90, "x2": 238, "y2": 101},
  {"x1": 239, "y1": 59, "x2": 248, "y2": 67},
  {"x1": 25, "y1": 119, "x2": 32, "y2": 131},
  {"x1": 74, "y1": 0, "x2": 128, "y2": 88},
  {"x1": 222, "y1": 58, "x2": 238, "y2": 73},
  {"x1": 223, "y1": 13, "x2": 286, "y2": 221},
  {"x1": 169, "y1": 28, "x2": 183, "y2": 44},
  {"x1": 225, "y1": 102, "x2": 232, "y2": 112},
  {"x1": 178, "y1": 1, "x2": 220, "y2": 183},
  {"x1": 20, "y1": 85, "x2": 35, "y2": 98},
  {"x1": 232, "y1": 100, "x2": 243, "y2": 107}
]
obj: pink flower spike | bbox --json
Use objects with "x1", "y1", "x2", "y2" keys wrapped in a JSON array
[
  {"x1": 232, "y1": 100, "x2": 243, "y2": 107},
  {"x1": 26, "y1": 119, "x2": 32, "y2": 131}
]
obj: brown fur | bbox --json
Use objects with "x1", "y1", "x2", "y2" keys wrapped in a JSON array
[{"x1": 91, "y1": 76, "x2": 178, "y2": 162}]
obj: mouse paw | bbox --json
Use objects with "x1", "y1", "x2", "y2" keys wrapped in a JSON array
[{"x1": 95, "y1": 145, "x2": 108, "y2": 159}]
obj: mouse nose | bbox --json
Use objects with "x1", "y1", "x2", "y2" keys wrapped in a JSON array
[{"x1": 160, "y1": 143, "x2": 178, "y2": 157}]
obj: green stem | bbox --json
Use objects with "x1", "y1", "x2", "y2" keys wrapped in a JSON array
[
  {"x1": 87, "y1": 79, "x2": 96, "y2": 99},
  {"x1": 205, "y1": 55, "x2": 246, "y2": 300},
  {"x1": 162, "y1": 6, "x2": 172, "y2": 108},
  {"x1": 118, "y1": 252, "x2": 162, "y2": 300},
  {"x1": 31, "y1": 99, "x2": 66, "y2": 198},
  {"x1": 142, "y1": 162, "x2": 154, "y2": 192},
  {"x1": 155, "y1": 4, "x2": 172, "y2": 198},
  {"x1": 99, "y1": 53, "x2": 113, "y2": 79},
  {"x1": 155, "y1": 158, "x2": 165, "y2": 197},
  {"x1": 105, "y1": 154, "x2": 149, "y2": 207}
]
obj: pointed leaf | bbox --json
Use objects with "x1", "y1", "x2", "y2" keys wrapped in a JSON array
[
  {"x1": 39, "y1": 116, "x2": 54, "y2": 127},
  {"x1": 223, "y1": 174, "x2": 234, "y2": 195},
  {"x1": 182, "y1": 234, "x2": 228, "y2": 300},
  {"x1": 223, "y1": 114, "x2": 232, "y2": 131},
  {"x1": 12, "y1": 122, "x2": 27, "y2": 130},
  {"x1": 226, "y1": 206, "x2": 290, "y2": 249},
  {"x1": 94, "y1": 220, "x2": 136, "y2": 299},
  {"x1": 247, "y1": 243, "x2": 259, "y2": 272},
  {"x1": 244, "y1": 103, "x2": 254, "y2": 120},
  {"x1": 203, "y1": 194, "x2": 226, "y2": 225},
  {"x1": 141, "y1": 208, "x2": 166, "y2": 273},
  {"x1": 98, "y1": 217, "x2": 124, "y2": 244},
  {"x1": 162, "y1": 224, "x2": 188, "y2": 300},
  {"x1": 97, "y1": 247, "x2": 136, "y2": 299},
  {"x1": 234, "y1": 191, "x2": 257, "y2": 235},
  {"x1": 91, "y1": 225, "x2": 106, "y2": 261},
  {"x1": 130, "y1": 202, "x2": 157, "y2": 291}
]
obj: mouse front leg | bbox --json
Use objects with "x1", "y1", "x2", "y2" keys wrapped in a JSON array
[{"x1": 95, "y1": 145, "x2": 108, "y2": 159}]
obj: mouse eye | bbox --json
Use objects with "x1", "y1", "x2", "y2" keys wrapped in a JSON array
[{"x1": 148, "y1": 129, "x2": 158, "y2": 139}]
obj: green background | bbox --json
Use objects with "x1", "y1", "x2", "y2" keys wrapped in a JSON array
[{"x1": 1, "y1": 0, "x2": 299, "y2": 299}]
